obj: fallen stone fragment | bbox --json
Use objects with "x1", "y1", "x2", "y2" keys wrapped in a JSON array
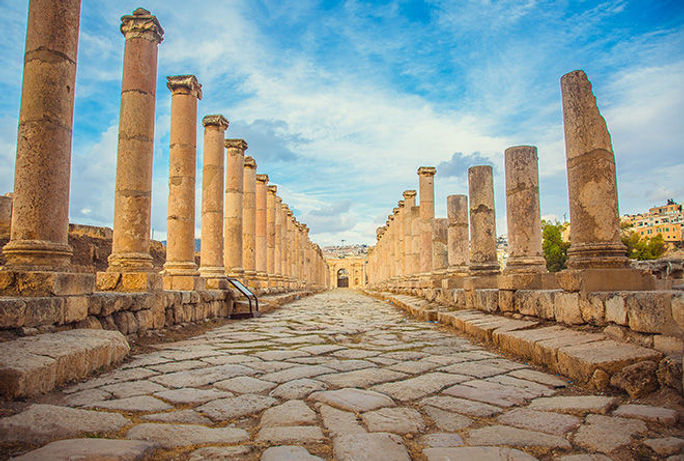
[
  {"x1": 256, "y1": 425, "x2": 325, "y2": 443},
  {"x1": 309, "y1": 388, "x2": 395, "y2": 412},
  {"x1": 126, "y1": 423, "x2": 248, "y2": 448},
  {"x1": 318, "y1": 404, "x2": 366, "y2": 437},
  {"x1": 419, "y1": 433, "x2": 464, "y2": 448},
  {"x1": 573, "y1": 414, "x2": 647, "y2": 454},
  {"x1": 12, "y1": 438, "x2": 156, "y2": 461},
  {"x1": 0, "y1": 404, "x2": 129, "y2": 444},
  {"x1": 361, "y1": 407, "x2": 426, "y2": 434},
  {"x1": 91, "y1": 395, "x2": 172, "y2": 412},
  {"x1": 261, "y1": 446, "x2": 324, "y2": 461},
  {"x1": 423, "y1": 446, "x2": 538, "y2": 461},
  {"x1": 197, "y1": 394, "x2": 278, "y2": 421},
  {"x1": 497, "y1": 408, "x2": 581, "y2": 435},
  {"x1": 644, "y1": 437, "x2": 684, "y2": 456},
  {"x1": 609, "y1": 360, "x2": 659, "y2": 398},
  {"x1": 334, "y1": 432, "x2": 410, "y2": 461},
  {"x1": 260, "y1": 400, "x2": 317, "y2": 427},
  {"x1": 528, "y1": 395, "x2": 616, "y2": 414},
  {"x1": 467, "y1": 425, "x2": 571, "y2": 449},
  {"x1": 612, "y1": 403, "x2": 679, "y2": 424}
]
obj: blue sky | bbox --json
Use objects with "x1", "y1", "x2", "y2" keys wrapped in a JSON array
[{"x1": 0, "y1": 0, "x2": 682, "y2": 246}]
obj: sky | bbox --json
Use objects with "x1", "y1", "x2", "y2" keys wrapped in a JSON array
[{"x1": 0, "y1": 0, "x2": 682, "y2": 247}]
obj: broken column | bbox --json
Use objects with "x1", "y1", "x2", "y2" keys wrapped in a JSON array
[
  {"x1": 467, "y1": 165, "x2": 499, "y2": 276},
  {"x1": 224, "y1": 139, "x2": 246, "y2": 281},
  {"x1": 558, "y1": 70, "x2": 654, "y2": 291},
  {"x1": 432, "y1": 218, "x2": 449, "y2": 273},
  {"x1": 242, "y1": 156, "x2": 257, "y2": 288},
  {"x1": 445, "y1": 194, "x2": 469, "y2": 292},
  {"x1": 98, "y1": 8, "x2": 163, "y2": 293},
  {"x1": 255, "y1": 173, "x2": 269, "y2": 290},
  {"x1": 198, "y1": 114, "x2": 229, "y2": 288},
  {"x1": 267, "y1": 185, "x2": 277, "y2": 290},
  {"x1": 418, "y1": 167, "x2": 436, "y2": 277},
  {"x1": 162, "y1": 74, "x2": 203, "y2": 291}
]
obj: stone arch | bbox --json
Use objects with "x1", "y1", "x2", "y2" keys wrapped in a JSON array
[{"x1": 337, "y1": 268, "x2": 349, "y2": 287}]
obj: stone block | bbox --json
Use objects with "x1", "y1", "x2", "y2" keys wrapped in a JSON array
[
  {"x1": 24, "y1": 297, "x2": 64, "y2": 327},
  {"x1": 626, "y1": 291, "x2": 681, "y2": 335},
  {"x1": 605, "y1": 294, "x2": 627, "y2": 325},
  {"x1": 554, "y1": 292, "x2": 583, "y2": 325},
  {"x1": 63, "y1": 296, "x2": 89, "y2": 324},
  {"x1": 99, "y1": 293, "x2": 133, "y2": 317},
  {"x1": 556, "y1": 268, "x2": 656, "y2": 293},
  {"x1": 0, "y1": 270, "x2": 95, "y2": 297},
  {"x1": 135, "y1": 309, "x2": 153, "y2": 332},
  {"x1": 499, "y1": 290, "x2": 514, "y2": 312},
  {"x1": 113, "y1": 311, "x2": 138, "y2": 335},
  {"x1": 533, "y1": 330, "x2": 605, "y2": 370},
  {"x1": 97, "y1": 271, "x2": 162, "y2": 292},
  {"x1": 0, "y1": 298, "x2": 26, "y2": 328},
  {"x1": 163, "y1": 275, "x2": 205, "y2": 291},
  {"x1": 493, "y1": 326, "x2": 566, "y2": 360},
  {"x1": 498, "y1": 272, "x2": 558, "y2": 290},
  {"x1": 609, "y1": 360, "x2": 659, "y2": 398},
  {"x1": 653, "y1": 335, "x2": 684, "y2": 355},
  {"x1": 463, "y1": 275, "x2": 498, "y2": 290},
  {"x1": 579, "y1": 293, "x2": 606, "y2": 325}
]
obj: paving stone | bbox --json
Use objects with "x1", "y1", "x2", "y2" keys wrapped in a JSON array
[
  {"x1": 422, "y1": 405, "x2": 473, "y2": 431},
  {"x1": 13, "y1": 438, "x2": 156, "y2": 461},
  {"x1": 126, "y1": 423, "x2": 248, "y2": 448},
  {"x1": 0, "y1": 404, "x2": 129, "y2": 444},
  {"x1": 256, "y1": 425, "x2": 325, "y2": 443},
  {"x1": 100, "y1": 379, "x2": 167, "y2": 399},
  {"x1": 333, "y1": 348, "x2": 381, "y2": 359},
  {"x1": 443, "y1": 382, "x2": 528, "y2": 407},
  {"x1": 299, "y1": 344, "x2": 346, "y2": 355},
  {"x1": 423, "y1": 447, "x2": 538, "y2": 461},
  {"x1": 421, "y1": 395, "x2": 503, "y2": 417},
  {"x1": 140, "y1": 409, "x2": 212, "y2": 424},
  {"x1": 508, "y1": 369, "x2": 569, "y2": 387},
  {"x1": 467, "y1": 425, "x2": 571, "y2": 449},
  {"x1": 260, "y1": 365, "x2": 335, "y2": 383},
  {"x1": 318, "y1": 404, "x2": 366, "y2": 437},
  {"x1": 197, "y1": 394, "x2": 278, "y2": 421},
  {"x1": 439, "y1": 361, "x2": 511, "y2": 378},
  {"x1": 65, "y1": 367, "x2": 158, "y2": 393},
  {"x1": 270, "y1": 378, "x2": 328, "y2": 399},
  {"x1": 389, "y1": 358, "x2": 442, "y2": 374},
  {"x1": 214, "y1": 376, "x2": 277, "y2": 394},
  {"x1": 612, "y1": 404, "x2": 679, "y2": 424},
  {"x1": 558, "y1": 455, "x2": 612, "y2": 461},
  {"x1": 528, "y1": 395, "x2": 617, "y2": 414},
  {"x1": 255, "y1": 350, "x2": 310, "y2": 361},
  {"x1": 371, "y1": 372, "x2": 469, "y2": 401},
  {"x1": 321, "y1": 359, "x2": 377, "y2": 372},
  {"x1": 246, "y1": 360, "x2": 298, "y2": 373},
  {"x1": 573, "y1": 414, "x2": 648, "y2": 453},
  {"x1": 497, "y1": 408, "x2": 581, "y2": 435},
  {"x1": 362, "y1": 407, "x2": 426, "y2": 434},
  {"x1": 309, "y1": 388, "x2": 395, "y2": 412},
  {"x1": 334, "y1": 432, "x2": 410, "y2": 461},
  {"x1": 153, "y1": 387, "x2": 232, "y2": 404},
  {"x1": 91, "y1": 395, "x2": 172, "y2": 412},
  {"x1": 189, "y1": 446, "x2": 253, "y2": 460},
  {"x1": 63, "y1": 388, "x2": 111, "y2": 407},
  {"x1": 316, "y1": 367, "x2": 407, "y2": 387},
  {"x1": 419, "y1": 432, "x2": 464, "y2": 448},
  {"x1": 261, "y1": 400, "x2": 317, "y2": 427},
  {"x1": 644, "y1": 437, "x2": 684, "y2": 456},
  {"x1": 149, "y1": 363, "x2": 256, "y2": 388},
  {"x1": 147, "y1": 359, "x2": 208, "y2": 373},
  {"x1": 261, "y1": 446, "x2": 323, "y2": 461}
]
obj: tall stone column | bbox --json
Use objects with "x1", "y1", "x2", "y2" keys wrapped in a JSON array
[
  {"x1": 98, "y1": 8, "x2": 163, "y2": 293},
  {"x1": 276, "y1": 200, "x2": 286, "y2": 288},
  {"x1": 418, "y1": 167, "x2": 436, "y2": 275},
  {"x1": 410, "y1": 206, "x2": 421, "y2": 279},
  {"x1": 255, "y1": 173, "x2": 269, "y2": 290},
  {"x1": 242, "y1": 156, "x2": 257, "y2": 288},
  {"x1": 446, "y1": 195, "x2": 469, "y2": 274},
  {"x1": 2, "y1": 0, "x2": 82, "y2": 274},
  {"x1": 267, "y1": 185, "x2": 277, "y2": 289},
  {"x1": 224, "y1": 139, "x2": 246, "y2": 280},
  {"x1": 561, "y1": 70, "x2": 627, "y2": 270},
  {"x1": 402, "y1": 190, "x2": 416, "y2": 279},
  {"x1": 163, "y1": 75, "x2": 203, "y2": 291},
  {"x1": 432, "y1": 218, "x2": 448, "y2": 272},
  {"x1": 467, "y1": 165, "x2": 499, "y2": 275},
  {"x1": 199, "y1": 115, "x2": 229, "y2": 288},
  {"x1": 396, "y1": 201, "x2": 405, "y2": 281},
  {"x1": 504, "y1": 146, "x2": 546, "y2": 273},
  {"x1": 286, "y1": 208, "x2": 294, "y2": 289}
]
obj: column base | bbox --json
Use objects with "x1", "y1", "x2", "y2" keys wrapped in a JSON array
[
  {"x1": 257, "y1": 271, "x2": 269, "y2": 290},
  {"x1": 243, "y1": 270, "x2": 259, "y2": 290},
  {"x1": 0, "y1": 269, "x2": 94, "y2": 297},
  {"x1": 567, "y1": 242, "x2": 629, "y2": 269},
  {"x1": 107, "y1": 251, "x2": 155, "y2": 272},
  {"x1": 442, "y1": 269, "x2": 469, "y2": 289},
  {"x1": 227, "y1": 267, "x2": 245, "y2": 285},
  {"x1": 203, "y1": 277, "x2": 230, "y2": 290},
  {"x1": 498, "y1": 272, "x2": 558, "y2": 290},
  {"x1": 97, "y1": 271, "x2": 162, "y2": 292},
  {"x1": 556, "y1": 268, "x2": 659, "y2": 292},
  {"x1": 2, "y1": 239, "x2": 72, "y2": 270},
  {"x1": 429, "y1": 269, "x2": 448, "y2": 288},
  {"x1": 163, "y1": 274, "x2": 205, "y2": 291}
]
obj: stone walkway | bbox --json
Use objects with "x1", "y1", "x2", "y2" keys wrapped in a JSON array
[{"x1": 1, "y1": 290, "x2": 681, "y2": 460}]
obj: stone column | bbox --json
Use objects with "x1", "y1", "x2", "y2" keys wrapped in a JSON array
[
  {"x1": 242, "y1": 156, "x2": 257, "y2": 288},
  {"x1": 504, "y1": 146, "x2": 546, "y2": 273},
  {"x1": 276, "y1": 199, "x2": 285, "y2": 288},
  {"x1": 410, "y1": 206, "x2": 421, "y2": 279},
  {"x1": 467, "y1": 165, "x2": 499, "y2": 275},
  {"x1": 396, "y1": 201, "x2": 405, "y2": 281},
  {"x1": 163, "y1": 75, "x2": 203, "y2": 291},
  {"x1": 97, "y1": 8, "x2": 163, "y2": 293},
  {"x1": 286, "y1": 208, "x2": 294, "y2": 288},
  {"x1": 561, "y1": 70, "x2": 627, "y2": 270},
  {"x1": 198, "y1": 115, "x2": 229, "y2": 288},
  {"x1": 418, "y1": 167, "x2": 436, "y2": 275},
  {"x1": 402, "y1": 190, "x2": 416, "y2": 279},
  {"x1": 255, "y1": 173, "x2": 269, "y2": 290},
  {"x1": 224, "y1": 139, "x2": 246, "y2": 280},
  {"x1": 267, "y1": 185, "x2": 277, "y2": 289},
  {"x1": 446, "y1": 195, "x2": 469, "y2": 274}
]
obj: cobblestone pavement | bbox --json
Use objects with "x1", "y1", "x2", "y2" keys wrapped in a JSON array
[{"x1": 2, "y1": 290, "x2": 682, "y2": 460}]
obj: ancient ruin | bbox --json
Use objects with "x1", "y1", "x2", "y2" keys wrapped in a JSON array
[{"x1": 0, "y1": 3, "x2": 681, "y2": 461}]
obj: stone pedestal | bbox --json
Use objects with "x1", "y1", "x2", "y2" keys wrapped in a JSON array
[
  {"x1": 199, "y1": 115, "x2": 229, "y2": 289},
  {"x1": 224, "y1": 139, "x2": 247, "y2": 282},
  {"x1": 255, "y1": 174, "x2": 269, "y2": 289},
  {"x1": 418, "y1": 167, "x2": 436, "y2": 274},
  {"x1": 162, "y1": 75, "x2": 203, "y2": 292},
  {"x1": 468, "y1": 165, "x2": 499, "y2": 275},
  {"x1": 100, "y1": 9, "x2": 163, "y2": 292}
]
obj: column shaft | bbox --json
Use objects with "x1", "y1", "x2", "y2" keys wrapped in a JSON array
[
  {"x1": 418, "y1": 167, "x2": 436, "y2": 273},
  {"x1": 447, "y1": 195, "x2": 469, "y2": 272},
  {"x1": 267, "y1": 186, "x2": 277, "y2": 286},
  {"x1": 468, "y1": 165, "x2": 499, "y2": 274},
  {"x1": 224, "y1": 139, "x2": 246, "y2": 279},
  {"x1": 242, "y1": 156, "x2": 257, "y2": 286}
]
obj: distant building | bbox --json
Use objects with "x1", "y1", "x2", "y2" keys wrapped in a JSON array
[
  {"x1": 621, "y1": 199, "x2": 683, "y2": 242},
  {"x1": 326, "y1": 256, "x2": 367, "y2": 288}
]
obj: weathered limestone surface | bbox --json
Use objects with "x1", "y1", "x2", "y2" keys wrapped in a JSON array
[
  {"x1": 13, "y1": 438, "x2": 156, "y2": 461},
  {"x1": 256, "y1": 173, "x2": 269, "y2": 287},
  {"x1": 468, "y1": 165, "x2": 499, "y2": 274},
  {"x1": 447, "y1": 194, "x2": 469, "y2": 275},
  {"x1": 224, "y1": 139, "x2": 247, "y2": 279},
  {"x1": 242, "y1": 156, "x2": 257, "y2": 286},
  {"x1": 418, "y1": 167, "x2": 436, "y2": 274}
]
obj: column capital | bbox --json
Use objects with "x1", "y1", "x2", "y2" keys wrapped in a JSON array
[
  {"x1": 398, "y1": 200, "x2": 405, "y2": 208},
  {"x1": 417, "y1": 166, "x2": 436, "y2": 177},
  {"x1": 275, "y1": 195, "x2": 283, "y2": 204},
  {"x1": 225, "y1": 138, "x2": 247, "y2": 152},
  {"x1": 392, "y1": 207, "x2": 400, "y2": 214},
  {"x1": 244, "y1": 156, "x2": 257, "y2": 169},
  {"x1": 120, "y1": 8, "x2": 164, "y2": 44},
  {"x1": 256, "y1": 174, "x2": 269, "y2": 183},
  {"x1": 166, "y1": 75, "x2": 202, "y2": 99},
  {"x1": 202, "y1": 114, "x2": 229, "y2": 129},
  {"x1": 268, "y1": 185, "x2": 278, "y2": 195},
  {"x1": 403, "y1": 190, "x2": 417, "y2": 199}
]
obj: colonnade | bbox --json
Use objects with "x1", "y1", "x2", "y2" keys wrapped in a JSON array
[{"x1": 0, "y1": 4, "x2": 328, "y2": 295}]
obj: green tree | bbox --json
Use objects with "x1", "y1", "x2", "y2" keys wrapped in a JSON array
[
  {"x1": 621, "y1": 230, "x2": 666, "y2": 260},
  {"x1": 541, "y1": 220, "x2": 570, "y2": 272}
]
